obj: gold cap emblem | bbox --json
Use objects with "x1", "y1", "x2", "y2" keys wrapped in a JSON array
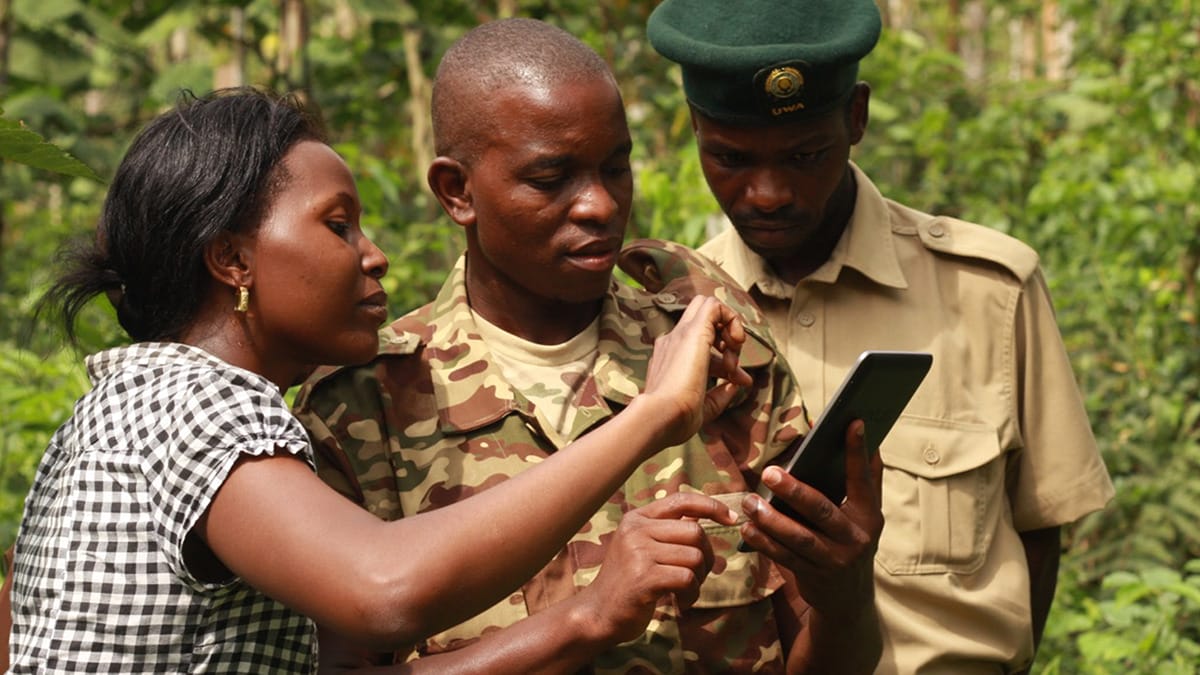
[{"x1": 764, "y1": 66, "x2": 804, "y2": 100}]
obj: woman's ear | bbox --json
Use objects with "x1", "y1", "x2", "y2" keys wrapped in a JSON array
[
  {"x1": 204, "y1": 232, "x2": 253, "y2": 290},
  {"x1": 427, "y1": 156, "x2": 475, "y2": 227}
]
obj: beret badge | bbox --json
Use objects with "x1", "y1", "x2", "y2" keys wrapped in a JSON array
[
  {"x1": 764, "y1": 66, "x2": 804, "y2": 101},
  {"x1": 754, "y1": 61, "x2": 810, "y2": 117}
]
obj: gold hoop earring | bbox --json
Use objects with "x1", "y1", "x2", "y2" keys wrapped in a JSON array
[{"x1": 235, "y1": 286, "x2": 250, "y2": 313}]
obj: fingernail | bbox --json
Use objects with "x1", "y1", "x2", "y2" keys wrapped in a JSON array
[
  {"x1": 726, "y1": 507, "x2": 739, "y2": 522},
  {"x1": 763, "y1": 466, "x2": 781, "y2": 487},
  {"x1": 856, "y1": 422, "x2": 865, "y2": 438}
]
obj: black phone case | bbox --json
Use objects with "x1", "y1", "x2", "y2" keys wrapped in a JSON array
[{"x1": 739, "y1": 350, "x2": 932, "y2": 550}]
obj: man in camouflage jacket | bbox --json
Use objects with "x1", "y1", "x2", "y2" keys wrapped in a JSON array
[
  {"x1": 300, "y1": 241, "x2": 810, "y2": 671},
  {"x1": 295, "y1": 18, "x2": 883, "y2": 674}
]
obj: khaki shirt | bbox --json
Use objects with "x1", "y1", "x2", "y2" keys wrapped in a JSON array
[
  {"x1": 295, "y1": 242, "x2": 810, "y2": 673},
  {"x1": 699, "y1": 164, "x2": 1114, "y2": 674}
]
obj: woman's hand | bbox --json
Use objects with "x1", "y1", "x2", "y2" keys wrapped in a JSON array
[{"x1": 638, "y1": 296, "x2": 753, "y2": 448}]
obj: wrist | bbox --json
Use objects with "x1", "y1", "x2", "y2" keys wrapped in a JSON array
[
  {"x1": 561, "y1": 593, "x2": 622, "y2": 656},
  {"x1": 621, "y1": 392, "x2": 685, "y2": 451}
]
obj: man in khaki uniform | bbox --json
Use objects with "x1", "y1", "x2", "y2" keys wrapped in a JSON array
[
  {"x1": 646, "y1": 1, "x2": 1115, "y2": 673},
  {"x1": 296, "y1": 18, "x2": 884, "y2": 673}
]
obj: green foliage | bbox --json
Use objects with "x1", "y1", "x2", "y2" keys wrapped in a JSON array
[
  {"x1": 0, "y1": 346, "x2": 89, "y2": 547},
  {"x1": 1041, "y1": 562, "x2": 1200, "y2": 674},
  {"x1": 633, "y1": 142, "x2": 713, "y2": 247},
  {"x1": 0, "y1": 3, "x2": 1197, "y2": 670},
  {"x1": 0, "y1": 109, "x2": 101, "y2": 181}
]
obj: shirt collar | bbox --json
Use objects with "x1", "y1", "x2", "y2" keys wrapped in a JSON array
[
  {"x1": 419, "y1": 255, "x2": 649, "y2": 439},
  {"x1": 86, "y1": 341, "x2": 264, "y2": 386},
  {"x1": 720, "y1": 162, "x2": 908, "y2": 298}
]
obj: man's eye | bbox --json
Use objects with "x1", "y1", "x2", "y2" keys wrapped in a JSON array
[
  {"x1": 792, "y1": 150, "x2": 827, "y2": 165},
  {"x1": 527, "y1": 175, "x2": 566, "y2": 190},
  {"x1": 604, "y1": 163, "x2": 631, "y2": 178},
  {"x1": 327, "y1": 220, "x2": 351, "y2": 237}
]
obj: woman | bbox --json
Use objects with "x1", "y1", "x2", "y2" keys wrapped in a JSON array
[{"x1": 7, "y1": 88, "x2": 750, "y2": 672}]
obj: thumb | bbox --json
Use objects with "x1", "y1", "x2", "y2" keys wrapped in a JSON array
[{"x1": 702, "y1": 381, "x2": 742, "y2": 424}]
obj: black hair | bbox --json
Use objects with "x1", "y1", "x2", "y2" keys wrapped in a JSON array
[{"x1": 41, "y1": 87, "x2": 327, "y2": 344}]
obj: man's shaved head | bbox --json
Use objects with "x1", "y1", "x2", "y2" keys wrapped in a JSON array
[{"x1": 432, "y1": 18, "x2": 617, "y2": 163}]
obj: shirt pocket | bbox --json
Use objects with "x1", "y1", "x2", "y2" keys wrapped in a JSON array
[
  {"x1": 693, "y1": 491, "x2": 787, "y2": 608},
  {"x1": 875, "y1": 417, "x2": 1006, "y2": 575}
]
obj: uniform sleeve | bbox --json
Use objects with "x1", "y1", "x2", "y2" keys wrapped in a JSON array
[{"x1": 1008, "y1": 270, "x2": 1115, "y2": 531}]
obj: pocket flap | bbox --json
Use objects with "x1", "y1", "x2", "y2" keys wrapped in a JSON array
[
  {"x1": 693, "y1": 491, "x2": 786, "y2": 609},
  {"x1": 879, "y1": 416, "x2": 1002, "y2": 479}
]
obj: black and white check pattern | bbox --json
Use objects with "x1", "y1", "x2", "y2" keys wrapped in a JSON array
[{"x1": 10, "y1": 342, "x2": 319, "y2": 673}]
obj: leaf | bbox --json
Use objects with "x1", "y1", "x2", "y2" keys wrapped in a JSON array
[
  {"x1": 12, "y1": 0, "x2": 83, "y2": 29},
  {"x1": 1045, "y1": 92, "x2": 1116, "y2": 131},
  {"x1": 0, "y1": 110, "x2": 102, "y2": 182},
  {"x1": 7, "y1": 34, "x2": 91, "y2": 87},
  {"x1": 348, "y1": 0, "x2": 418, "y2": 24}
]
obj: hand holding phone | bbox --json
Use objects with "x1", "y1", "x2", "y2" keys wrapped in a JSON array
[{"x1": 739, "y1": 350, "x2": 931, "y2": 550}]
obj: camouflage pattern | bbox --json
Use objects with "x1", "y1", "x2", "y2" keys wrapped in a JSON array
[
  {"x1": 618, "y1": 238, "x2": 775, "y2": 367},
  {"x1": 294, "y1": 239, "x2": 811, "y2": 673}
]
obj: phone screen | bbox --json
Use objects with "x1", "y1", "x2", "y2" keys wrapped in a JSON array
[{"x1": 739, "y1": 350, "x2": 932, "y2": 550}]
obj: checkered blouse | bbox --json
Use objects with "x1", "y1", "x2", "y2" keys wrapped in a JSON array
[{"x1": 9, "y1": 342, "x2": 318, "y2": 673}]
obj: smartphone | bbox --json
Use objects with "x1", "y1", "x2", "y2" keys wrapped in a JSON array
[{"x1": 739, "y1": 350, "x2": 932, "y2": 551}]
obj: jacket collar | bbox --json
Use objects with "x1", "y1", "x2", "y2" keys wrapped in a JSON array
[{"x1": 418, "y1": 256, "x2": 651, "y2": 440}]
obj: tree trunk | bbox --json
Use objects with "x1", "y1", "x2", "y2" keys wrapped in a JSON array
[
  {"x1": 401, "y1": 23, "x2": 457, "y2": 268},
  {"x1": 215, "y1": 6, "x2": 246, "y2": 89},
  {"x1": 1041, "y1": 1, "x2": 1074, "y2": 82},
  {"x1": 1008, "y1": 15, "x2": 1037, "y2": 82},
  {"x1": 277, "y1": 0, "x2": 309, "y2": 95},
  {"x1": 402, "y1": 25, "x2": 433, "y2": 195},
  {"x1": 0, "y1": 0, "x2": 9, "y2": 94},
  {"x1": 961, "y1": 1, "x2": 987, "y2": 89},
  {"x1": 169, "y1": 26, "x2": 188, "y2": 63},
  {"x1": 946, "y1": 0, "x2": 960, "y2": 54},
  {"x1": 334, "y1": 0, "x2": 358, "y2": 40},
  {"x1": 1022, "y1": 15, "x2": 1037, "y2": 80},
  {"x1": 888, "y1": 0, "x2": 911, "y2": 31},
  {"x1": 497, "y1": 0, "x2": 517, "y2": 19}
]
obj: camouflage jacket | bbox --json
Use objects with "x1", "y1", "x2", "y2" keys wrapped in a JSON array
[{"x1": 294, "y1": 240, "x2": 811, "y2": 674}]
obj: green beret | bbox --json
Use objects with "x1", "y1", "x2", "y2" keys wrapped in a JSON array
[{"x1": 647, "y1": 0, "x2": 881, "y2": 125}]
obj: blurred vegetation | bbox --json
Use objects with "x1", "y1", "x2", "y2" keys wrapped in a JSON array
[{"x1": 1, "y1": 1, "x2": 1197, "y2": 671}]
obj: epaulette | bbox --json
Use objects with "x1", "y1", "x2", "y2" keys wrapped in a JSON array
[
  {"x1": 298, "y1": 325, "x2": 422, "y2": 393},
  {"x1": 375, "y1": 324, "x2": 423, "y2": 356},
  {"x1": 619, "y1": 237, "x2": 777, "y2": 368},
  {"x1": 915, "y1": 216, "x2": 1040, "y2": 283}
]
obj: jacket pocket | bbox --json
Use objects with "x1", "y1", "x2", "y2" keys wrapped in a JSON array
[
  {"x1": 875, "y1": 417, "x2": 1006, "y2": 575},
  {"x1": 693, "y1": 491, "x2": 786, "y2": 608}
]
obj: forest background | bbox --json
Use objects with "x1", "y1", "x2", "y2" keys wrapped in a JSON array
[{"x1": 1, "y1": 0, "x2": 1198, "y2": 671}]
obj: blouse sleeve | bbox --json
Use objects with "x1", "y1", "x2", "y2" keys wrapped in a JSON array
[{"x1": 139, "y1": 367, "x2": 315, "y2": 589}]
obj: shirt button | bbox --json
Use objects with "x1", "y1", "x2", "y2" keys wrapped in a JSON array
[
  {"x1": 654, "y1": 292, "x2": 678, "y2": 304},
  {"x1": 929, "y1": 223, "x2": 946, "y2": 238},
  {"x1": 922, "y1": 446, "x2": 941, "y2": 465},
  {"x1": 797, "y1": 312, "x2": 816, "y2": 327}
]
